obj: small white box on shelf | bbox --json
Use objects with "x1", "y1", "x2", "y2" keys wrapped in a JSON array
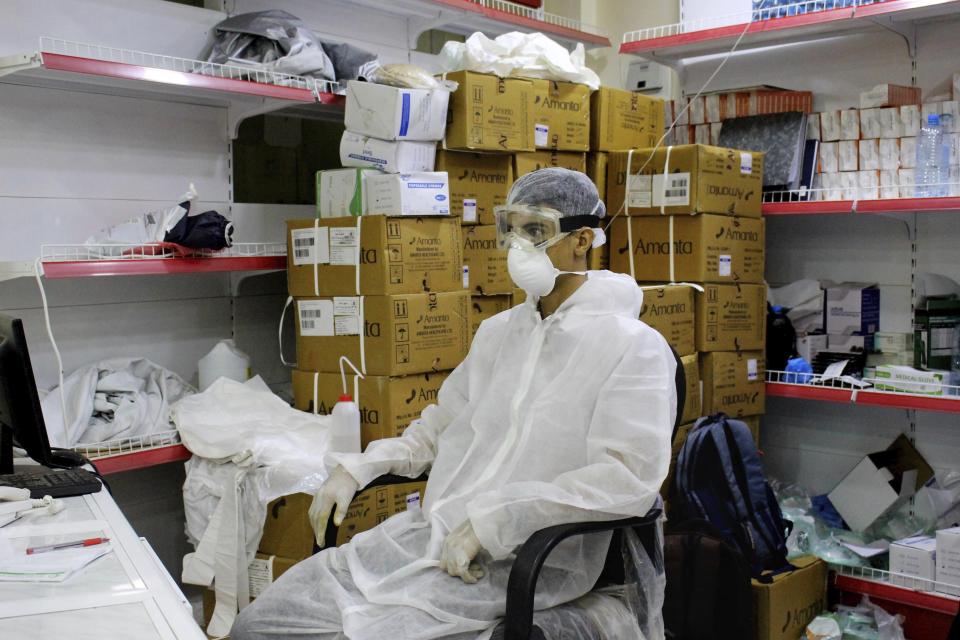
[
  {"x1": 807, "y1": 113, "x2": 821, "y2": 141},
  {"x1": 821, "y1": 173, "x2": 843, "y2": 201},
  {"x1": 922, "y1": 102, "x2": 944, "y2": 124},
  {"x1": 880, "y1": 170, "x2": 899, "y2": 199},
  {"x1": 724, "y1": 92, "x2": 738, "y2": 119},
  {"x1": 820, "y1": 142, "x2": 839, "y2": 173},
  {"x1": 705, "y1": 94, "x2": 722, "y2": 122},
  {"x1": 821, "y1": 111, "x2": 842, "y2": 142},
  {"x1": 898, "y1": 169, "x2": 916, "y2": 197},
  {"x1": 879, "y1": 139, "x2": 901, "y2": 170},
  {"x1": 839, "y1": 141, "x2": 859, "y2": 171},
  {"x1": 695, "y1": 123, "x2": 711, "y2": 145},
  {"x1": 840, "y1": 172, "x2": 859, "y2": 199},
  {"x1": 710, "y1": 122, "x2": 723, "y2": 145},
  {"x1": 689, "y1": 96, "x2": 706, "y2": 125},
  {"x1": 344, "y1": 80, "x2": 449, "y2": 141},
  {"x1": 950, "y1": 166, "x2": 960, "y2": 197},
  {"x1": 879, "y1": 108, "x2": 902, "y2": 138},
  {"x1": 841, "y1": 110, "x2": 861, "y2": 140},
  {"x1": 340, "y1": 131, "x2": 437, "y2": 173},
  {"x1": 900, "y1": 137, "x2": 917, "y2": 168},
  {"x1": 676, "y1": 102, "x2": 689, "y2": 126},
  {"x1": 859, "y1": 139, "x2": 880, "y2": 170},
  {"x1": 945, "y1": 134, "x2": 960, "y2": 166},
  {"x1": 942, "y1": 101, "x2": 960, "y2": 131},
  {"x1": 859, "y1": 108, "x2": 882, "y2": 139},
  {"x1": 937, "y1": 526, "x2": 960, "y2": 597},
  {"x1": 858, "y1": 170, "x2": 880, "y2": 200},
  {"x1": 890, "y1": 536, "x2": 937, "y2": 588},
  {"x1": 901, "y1": 105, "x2": 921, "y2": 137},
  {"x1": 797, "y1": 334, "x2": 829, "y2": 362}
]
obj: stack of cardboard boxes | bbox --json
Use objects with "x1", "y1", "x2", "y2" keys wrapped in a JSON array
[{"x1": 604, "y1": 143, "x2": 768, "y2": 493}]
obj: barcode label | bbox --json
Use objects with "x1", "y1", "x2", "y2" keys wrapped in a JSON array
[
  {"x1": 718, "y1": 254, "x2": 732, "y2": 277},
  {"x1": 652, "y1": 172, "x2": 691, "y2": 207},
  {"x1": 298, "y1": 300, "x2": 334, "y2": 336},
  {"x1": 462, "y1": 198, "x2": 477, "y2": 223},
  {"x1": 534, "y1": 123, "x2": 549, "y2": 147},
  {"x1": 291, "y1": 227, "x2": 330, "y2": 266},
  {"x1": 747, "y1": 358, "x2": 758, "y2": 381}
]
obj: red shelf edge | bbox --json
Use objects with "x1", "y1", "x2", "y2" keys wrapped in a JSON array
[
  {"x1": 834, "y1": 574, "x2": 960, "y2": 615},
  {"x1": 41, "y1": 52, "x2": 319, "y2": 103},
  {"x1": 92, "y1": 444, "x2": 191, "y2": 475},
  {"x1": 620, "y1": 0, "x2": 959, "y2": 55},
  {"x1": 41, "y1": 256, "x2": 286, "y2": 278},
  {"x1": 431, "y1": 0, "x2": 611, "y2": 45},
  {"x1": 763, "y1": 196, "x2": 960, "y2": 216},
  {"x1": 766, "y1": 382, "x2": 960, "y2": 414}
]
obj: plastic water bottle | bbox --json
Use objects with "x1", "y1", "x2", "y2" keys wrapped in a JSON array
[
  {"x1": 197, "y1": 339, "x2": 251, "y2": 390},
  {"x1": 329, "y1": 394, "x2": 361, "y2": 453},
  {"x1": 916, "y1": 114, "x2": 947, "y2": 197}
]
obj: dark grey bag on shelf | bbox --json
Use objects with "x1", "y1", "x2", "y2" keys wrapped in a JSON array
[{"x1": 718, "y1": 111, "x2": 808, "y2": 191}]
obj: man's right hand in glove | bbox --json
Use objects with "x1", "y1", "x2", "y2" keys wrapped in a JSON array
[{"x1": 309, "y1": 466, "x2": 359, "y2": 548}]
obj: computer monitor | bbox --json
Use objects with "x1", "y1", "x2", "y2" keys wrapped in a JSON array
[{"x1": 0, "y1": 313, "x2": 81, "y2": 473}]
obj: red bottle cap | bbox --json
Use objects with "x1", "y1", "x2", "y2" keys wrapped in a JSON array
[{"x1": 339, "y1": 394, "x2": 353, "y2": 402}]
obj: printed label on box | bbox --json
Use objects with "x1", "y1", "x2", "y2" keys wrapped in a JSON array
[
  {"x1": 535, "y1": 124, "x2": 549, "y2": 147},
  {"x1": 719, "y1": 254, "x2": 732, "y2": 277},
  {"x1": 462, "y1": 265, "x2": 470, "y2": 288},
  {"x1": 333, "y1": 297, "x2": 360, "y2": 316},
  {"x1": 740, "y1": 152, "x2": 752, "y2": 174},
  {"x1": 334, "y1": 314, "x2": 360, "y2": 336},
  {"x1": 292, "y1": 227, "x2": 329, "y2": 266},
  {"x1": 248, "y1": 556, "x2": 274, "y2": 599},
  {"x1": 462, "y1": 198, "x2": 478, "y2": 223},
  {"x1": 627, "y1": 174, "x2": 652, "y2": 208},
  {"x1": 747, "y1": 358, "x2": 758, "y2": 381},
  {"x1": 299, "y1": 300, "x2": 335, "y2": 336},
  {"x1": 652, "y1": 172, "x2": 692, "y2": 207},
  {"x1": 330, "y1": 227, "x2": 358, "y2": 266}
]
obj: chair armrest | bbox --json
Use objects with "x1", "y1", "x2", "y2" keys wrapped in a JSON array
[{"x1": 502, "y1": 506, "x2": 663, "y2": 640}]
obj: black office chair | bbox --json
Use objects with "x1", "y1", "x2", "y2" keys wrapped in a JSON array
[{"x1": 323, "y1": 347, "x2": 686, "y2": 640}]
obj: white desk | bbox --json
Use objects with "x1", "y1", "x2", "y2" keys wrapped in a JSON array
[{"x1": 0, "y1": 484, "x2": 205, "y2": 639}]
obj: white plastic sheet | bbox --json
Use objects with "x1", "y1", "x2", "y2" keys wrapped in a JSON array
[{"x1": 438, "y1": 32, "x2": 601, "y2": 90}]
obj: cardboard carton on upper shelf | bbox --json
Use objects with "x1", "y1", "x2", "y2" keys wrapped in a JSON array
[
  {"x1": 295, "y1": 291, "x2": 470, "y2": 376},
  {"x1": 291, "y1": 369, "x2": 450, "y2": 449},
  {"x1": 820, "y1": 111, "x2": 841, "y2": 142},
  {"x1": 827, "y1": 434, "x2": 934, "y2": 532},
  {"x1": 823, "y1": 282, "x2": 880, "y2": 335},
  {"x1": 701, "y1": 350, "x2": 766, "y2": 418},
  {"x1": 606, "y1": 144, "x2": 764, "y2": 217},
  {"x1": 901, "y1": 105, "x2": 921, "y2": 138},
  {"x1": 470, "y1": 294, "x2": 513, "y2": 339},
  {"x1": 340, "y1": 131, "x2": 437, "y2": 173},
  {"x1": 610, "y1": 214, "x2": 765, "y2": 284},
  {"x1": 840, "y1": 109, "x2": 861, "y2": 140},
  {"x1": 365, "y1": 171, "x2": 451, "y2": 217},
  {"x1": 753, "y1": 556, "x2": 828, "y2": 640},
  {"x1": 344, "y1": 80, "x2": 449, "y2": 141},
  {"x1": 462, "y1": 225, "x2": 511, "y2": 295},
  {"x1": 443, "y1": 71, "x2": 534, "y2": 152},
  {"x1": 435, "y1": 150, "x2": 512, "y2": 225},
  {"x1": 860, "y1": 84, "x2": 921, "y2": 109},
  {"x1": 513, "y1": 150, "x2": 587, "y2": 177},
  {"x1": 286, "y1": 216, "x2": 463, "y2": 297},
  {"x1": 695, "y1": 283, "x2": 767, "y2": 352},
  {"x1": 531, "y1": 79, "x2": 591, "y2": 151},
  {"x1": 638, "y1": 284, "x2": 696, "y2": 357},
  {"x1": 316, "y1": 168, "x2": 378, "y2": 218},
  {"x1": 590, "y1": 87, "x2": 663, "y2": 152}
]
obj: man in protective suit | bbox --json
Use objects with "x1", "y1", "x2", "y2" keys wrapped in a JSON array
[{"x1": 232, "y1": 168, "x2": 676, "y2": 640}]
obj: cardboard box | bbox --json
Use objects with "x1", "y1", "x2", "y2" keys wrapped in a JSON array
[
  {"x1": 901, "y1": 105, "x2": 921, "y2": 137},
  {"x1": 286, "y1": 216, "x2": 463, "y2": 297},
  {"x1": 875, "y1": 331, "x2": 913, "y2": 353},
  {"x1": 336, "y1": 480, "x2": 427, "y2": 546},
  {"x1": 610, "y1": 214, "x2": 765, "y2": 284},
  {"x1": 365, "y1": 172, "x2": 451, "y2": 217},
  {"x1": 828, "y1": 434, "x2": 933, "y2": 531},
  {"x1": 462, "y1": 225, "x2": 511, "y2": 295},
  {"x1": 860, "y1": 84, "x2": 921, "y2": 109},
  {"x1": 840, "y1": 171, "x2": 859, "y2": 200},
  {"x1": 710, "y1": 122, "x2": 723, "y2": 145},
  {"x1": 824, "y1": 283, "x2": 880, "y2": 335},
  {"x1": 819, "y1": 142, "x2": 839, "y2": 173},
  {"x1": 340, "y1": 131, "x2": 436, "y2": 173},
  {"x1": 590, "y1": 87, "x2": 663, "y2": 152},
  {"x1": 936, "y1": 526, "x2": 960, "y2": 596},
  {"x1": 639, "y1": 284, "x2": 697, "y2": 357},
  {"x1": 820, "y1": 111, "x2": 841, "y2": 142},
  {"x1": 858, "y1": 170, "x2": 880, "y2": 200},
  {"x1": 873, "y1": 365, "x2": 947, "y2": 395},
  {"x1": 898, "y1": 168, "x2": 915, "y2": 197},
  {"x1": 701, "y1": 351, "x2": 765, "y2": 418},
  {"x1": 696, "y1": 283, "x2": 767, "y2": 352},
  {"x1": 513, "y1": 150, "x2": 587, "y2": 177},
  {"x1": 435, "y1": 150, "x2": 512, "y2": 225},
  {"x1": 295, "y1": 291, "x2": 470, "y2": 376},
  {"x1": 797, "y1": 334, "x2": 828, "y2": 363},
  {"x1": 444, "y1": 71, "x2": 534, "y2": 152},
  {"x1": 531, "y1": 79, "x2": 591, "y2": 151},
  {"x1": 879, "y1": 139, "x2": 900, "y2": 170},
  {"x1": 914, "y1": 296, "x2": 960, "y2": 369},
  {"x1": 838, "y1": 141, "x2": 859, "y2": 172},
  {"x1": 316, "y1": 168, "x2": 378, "y2": 218},
  {"x1": 806, "y1": 113, "x2": 821, "y2": 141},
  {"x1": 828, "y1": 333, "x2": 874, "y2": 353},
  {"x1": 586, "y1": 152, "x2": 608, "y2": 202},
  {"x1": 259, "y1": 493, "x2": 314, "y2": 560},
  {"x1": 840, "y1": 109, "x2": 861, "y2": 140},
  {"x1": 344, "y1": 80, "x2": 449, "y2": 141},
  {"x1": 879, "y1": 107, "x2": 903, "y2": 138},
  {"x1": 705, "y1": 94, "x2": 721, "y2": 123},
  {"x1": 880, "y1": 169, "x2": 899, "y2": 199},
  {"x1": 606, "y1": 144, "x2": 764, "y2": 217},
  {"x1": 688, "y1": 95, "x2": 705, "y2": 125},
  {"x1": 470, "y1": 294, "x2": 513, "y2": 339},
  {"x1": 680, "y1": 353, "x2": 702, "y2": 425},
  {"x1": 922, "y1": 102, "x2": 943, "y2": 125},
  {"x1": 859, "y1": 139, "x2": 880, "y2": 170},
  {"x1": 944, "y1": 101, "x2": 960, "y2": 131},
  {"x1": 899, "y1": 137, "x2": 917, "y2": 168},
  {"x1": 202, "y1": 554, "x2": 300, "y2": 628},
  {"x1": 890, "y1": 535, "x2": 937, "y2": 587},
  {"x1": 860, "y1": 108, "x2": 883, "y2": 139},
  {"x1": 753, "y1": 556, "x2": 828, "y2": 640},
  {"x1": 291, "y1": 369, "x2": 450, "y2": 449}
]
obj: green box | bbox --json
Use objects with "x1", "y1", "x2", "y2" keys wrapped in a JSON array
[{"x1": 914, "y1": 296, "x2": 960, "y2": 370}]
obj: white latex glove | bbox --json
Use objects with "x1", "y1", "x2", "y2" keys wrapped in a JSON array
[
  {"x1": 439, "y1": 520, "x2": 485, "y2": 584},
  {"x1": 308, "y1": 466, "x2": 359, "y2": 548}
]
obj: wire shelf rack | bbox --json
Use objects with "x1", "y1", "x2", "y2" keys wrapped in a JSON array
[
  {"x1": 768, "y1": 369, "x2": 960, "y2": 395},
  {"x1": 38, "y1": 36, "x2": 342, "y2": 96},
  {"x1": 623, "y1": 0, "x2": 891, "y2": 42},
  {"x1": 40, "y1": 242, "x2": 286, "y2": 262},
  {"x1": 763, "y1": 181, "x2": 960, "y2": 204},
  {"x1": 73, "y1": 429, "x2": 181, "y2": 460},
  {"x1": 833, "y1": 563, "x2": 960, "y2": 599},
  {"x1": 476, "y1": 0, "x2": 606, "y2": 36}
]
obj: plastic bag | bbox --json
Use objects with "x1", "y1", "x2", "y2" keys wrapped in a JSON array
[
  {"x1": 358, "y1": 60, "x2": 457, "y2": 91},
  {"x1": 836, "y1": 596, "x2": 906, "y2": 640}
]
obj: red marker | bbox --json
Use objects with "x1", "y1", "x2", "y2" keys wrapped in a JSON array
[{"x1": 26, "y1": 537, "x2": 110, "y2": 555}]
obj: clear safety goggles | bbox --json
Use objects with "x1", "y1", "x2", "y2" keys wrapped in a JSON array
[{"x1": 494, "y1": 205, "x2": 602, "y2": 250}]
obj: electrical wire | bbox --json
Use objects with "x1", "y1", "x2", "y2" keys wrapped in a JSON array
[
  {"x1": 33, "y1": 257, "x2": 70, "y2": 447},
  {"x1": 604, "y1": 19, "x2": 754, "y2": 232}
]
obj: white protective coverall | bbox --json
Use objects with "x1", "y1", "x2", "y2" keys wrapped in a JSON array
[{"x1": 232, "y1": 269, "x2": 676, "y2": 640}]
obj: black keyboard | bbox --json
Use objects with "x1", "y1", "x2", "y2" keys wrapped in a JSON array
[{"x1": 0, "y1": 468, "x2": 102, "y2": 498}]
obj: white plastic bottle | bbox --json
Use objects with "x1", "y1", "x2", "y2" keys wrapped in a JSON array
[
  {"x1": 329, "y1": 394, "x2": 361, "y2": 454},
  {"x1": 197, "y1": 339, "x2": 251, "y2": 390}
]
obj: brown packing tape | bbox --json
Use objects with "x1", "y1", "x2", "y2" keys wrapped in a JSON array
[{"x1": 700, "y1": 351, "x2": 766, "y2": 418}]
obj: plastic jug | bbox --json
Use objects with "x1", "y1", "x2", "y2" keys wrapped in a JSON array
[
  {"x1": 198, "y1": 339, "x2": 251, "y2": 390},
  {"x1": 329, "y1": 394, "x2": 361, "y2": 454}
]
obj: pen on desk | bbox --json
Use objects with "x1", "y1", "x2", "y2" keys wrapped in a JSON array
[{"x1": 26, "y1": 537, "x2": 110, "y2": 555}]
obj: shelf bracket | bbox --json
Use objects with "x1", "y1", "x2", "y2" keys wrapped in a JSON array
[
  {"x1": 870, "y1": 17, "x2": 917, "y2": 59},
  {"x1": 407, "y1": 13, "x2": 454, "y2": 50},
  {"x1": 226, "y1": 97, "x2": 293, "y2": 140},
  {"x1": 0, "y1": 52, "x2": 41, "y2": 79}
]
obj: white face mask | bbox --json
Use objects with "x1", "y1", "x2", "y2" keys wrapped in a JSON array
[{"x1": 507, "y1": 236, "x2": 586, "y2": 298}]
